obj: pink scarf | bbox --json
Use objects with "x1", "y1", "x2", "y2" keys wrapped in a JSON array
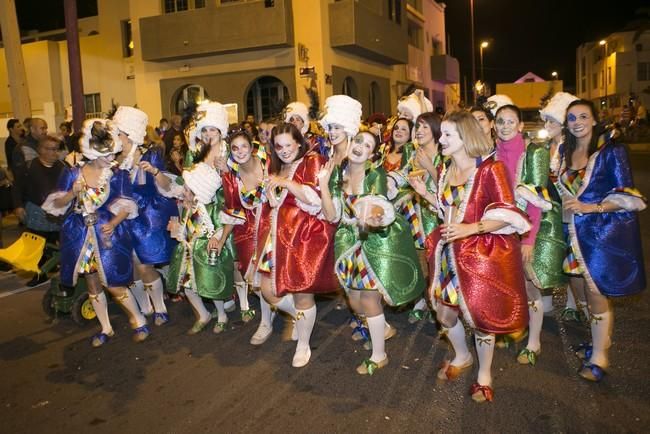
[{"x1": 496, "y1": 133, "x2": 525, "y2": 188}]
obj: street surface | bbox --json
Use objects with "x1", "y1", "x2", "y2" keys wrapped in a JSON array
[{"x1": 1, "y1": 152, "x2": 649, "y2": 433}]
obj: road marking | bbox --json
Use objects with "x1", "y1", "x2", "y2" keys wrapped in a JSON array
[{"x1": 0, "y1": 285, "x2": 34, "y2": 298}]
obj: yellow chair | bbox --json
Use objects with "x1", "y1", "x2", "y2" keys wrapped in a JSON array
[{"x1": 0, "y1": 232, "x2": 46, "y2": 274}]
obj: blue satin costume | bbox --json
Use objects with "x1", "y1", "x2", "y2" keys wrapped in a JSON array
[
  {"x1": 557, "y1": 138, "x2": 646, "y2": 297},
  {"x1": 129, "y1": 148, "x2": 179, "y2": 264},
  {"x1": 57, "y1": 167, "x2": 136, "y2": 288}
]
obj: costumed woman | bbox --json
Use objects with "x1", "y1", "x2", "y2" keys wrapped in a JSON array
[
  {"x1": 410, "y1": 111, "x2": 530, "y2": 402},
  {"x1": 42, "y1": 119, "x2": 149, "y2": 347},
  {"x1": 539, "y1": 92, "x2": 587, "y2": 321},
  {"x1": 166, "y1": 102, "x2": 235, "y2": 334},
  {"x1": 557, "y1": 99, "x2": 646, "y2": 382},
  {"x1": 384, "y1": 114, "x2": 440, "y2": 323},
  {"x1": 470, "y1": 105, "x2": 495, "y2": 146},
  {"x1": 493, "y1": 103, "x2": 562, "y2": 365},
  {"x1": 284, "y1": 101, "x2": 327, "y2": 156},
  {"x1": 220, "y1": 129, "x2": 274, "y2": 344},
  {"x1": 320, "y1": 126, "x2": 425, "y2": 374},
  {"x1": 254, "y1": 123, "x2": 338, "y2": 368},
  {"x1": 112, "y1": 106, "x2": 179, "y2": 326}
]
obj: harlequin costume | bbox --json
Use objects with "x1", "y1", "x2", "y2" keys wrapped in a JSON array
[
  {"x1": 112, "y1": 106, "x2": 180, "y2": 325},
  {"x1": 167, "y1": 162, "x2": 235, "y2": 334},
  {"x1": 556, "y1": 133, "x2": 646, "y2": 380},
  {"x1": 42, "y1": 118, "x2": 149, "y2": 346}
]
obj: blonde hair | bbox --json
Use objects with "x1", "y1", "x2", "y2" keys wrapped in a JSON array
[{"x1": 443, "y1": 110, "x2": 494, "y2": 158}]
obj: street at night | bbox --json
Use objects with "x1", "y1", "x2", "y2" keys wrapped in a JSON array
[{"x1": 1, "y1": 154, "x2": 649, "y2": 433}]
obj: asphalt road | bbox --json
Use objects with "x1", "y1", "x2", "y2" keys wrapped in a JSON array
[{"x1": 1, "y1": 153, "x2": 649, "y2": 433}]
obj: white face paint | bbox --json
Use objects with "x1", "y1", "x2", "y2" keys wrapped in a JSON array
[
  {"x1": 201, "y1": 126, "x2": 221, "y2": 146},
  {"x1": 543, "y1": 117, "x2": 563, "y2": 141},
  {"x1": 439, "y1": 121, "x2": 464, "y2": 157},
  {"x1": 415, "y1": 120, "x2": 434, "y2": 145},
  {"x1": 327, "y1": 123, "x2": 346, "y2": 146},
  {"x1": 230, "y1": 136, "x2": 252, "y2": 165},
  {"x1": 96, "y1": 154, "x2": 115, "y2": 168},
  {"x1": 495, "y1": 108, "x2": 522, "y2": 141},
  {"x1": 288, "y1": 115, "x2": 305, "y2": 133},
  {"x1": 273, "y1": 133, "x2": 300, "y2": 164},
  {"x1": 566, "y1": 105, "x2": 596, "y2": 141},
  {"x1": 347, "y1": 133, "x2": 375, "y2": 164}
]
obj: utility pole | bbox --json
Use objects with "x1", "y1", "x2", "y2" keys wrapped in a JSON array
[
  {"x1": 0, "y1": 0, "x2": 32, "y2": 120},
  {"x1": 64, "y1": 0, "x2": 85, "y2": 131},
  {"x1": 470, "y1": 0, "x2": 476, "y2": 104}
]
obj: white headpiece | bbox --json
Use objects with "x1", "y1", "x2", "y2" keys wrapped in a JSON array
[
  {"x1": 319, "y1": 95, "x2": 363, "y2": 137},
  {"x1": 110, "y1": 106, "x2": 148, "y2": 145},
  {"x1": 397, "y1": 89, "x2": 433, "y2": 120},
  {"x1": 79, "y1": 118, "x2": 122, "y2": 161},
  {"x1": 540, "y1": 92, "x2": 579, "y2": 124},
  {"x1": 284, "y1": 102, "x2": 310, "y2": 134},
  {"x1": 194, "y1": 101, "x2": 229, "y2": 143},
  {"x1": 182, "y1": 162, "x2": 220, "y2": 204},
  {"x1": 486, "y1": 94, "x2": 514, "y2": 117}
]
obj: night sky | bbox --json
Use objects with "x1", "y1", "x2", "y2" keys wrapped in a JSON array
[
  {"x1": 10, "y1": 0, "x2": 649, "y2": 95},
  {"x1": 444, "y1": 0, "x2": 649, "y2": 93}
]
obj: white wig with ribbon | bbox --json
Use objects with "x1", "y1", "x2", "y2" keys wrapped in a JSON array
[
  {"x1": 319, "y1": 95, "x2": 363, "y2": 137},
  {"x1": 182, "y1": 162, "x2": 220, "y2": 205},
  {"x1": 284, "y1": 102, "x2": 310, "y2": 134},
  {"x1": 79, "y1": 118, "x2": 122, "y2": 161},
  {"x1": 540, "y1": 92, "x2": 579, "y2": 124}
]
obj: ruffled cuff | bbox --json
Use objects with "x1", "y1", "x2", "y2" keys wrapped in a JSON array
[
  {"x1": 515, "y1": 184, "x2": 552, "y2": 212},
  {"x1": 108, "y1": 197, "x2": 139, "y2": 219},
  {"x1": 41, "y1": 191, "x2": 71, "y2": 216},
  {"x1": 296, "y1": 185, "x2": 322, "y2": 216},
  {"x1": 482, "y1": 205, "x2": 531, "y2": 235},
  {"x1": 602, "y1": 188, "x2": 647, "y2": 212},
  {"x1": 157, "y1": 173, "x2": 185, "y2": 199},
  {"x1": 386, "y1": 172, "x2": 404, "y2": 200},
  {"x1": 353, "y1": 195, "x2": 396, "y2": 227},
  {"x1": 219, "y1": 209, "x2": 246, "y2": 226},
  {"x1": 319, "y1": 197, "x2": 342, "y2": 224}
]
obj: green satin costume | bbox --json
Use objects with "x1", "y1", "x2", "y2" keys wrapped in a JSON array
[
  {"x1": 167, "y1": 190, "x2": 235, "y2": 300},
  {"x1": 518, "y1": 143, "x2": 567, "y2": 291},
  {"x1": 332, "y1": 165, "x2": 424, "y2": 306}
]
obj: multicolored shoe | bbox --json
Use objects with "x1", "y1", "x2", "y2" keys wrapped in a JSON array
[
  {"x1": 241, "y1": 309, "x2": 256, "y2": 323},
  {"x1": 516, "y1": 348, "x2": 540, "y2": 366},
  {"x1": 578, "y1": 362, "x2": 606, "y2": 382},
  {"x1": 132, "y1": 325, "x2": 150, "y2": 343},
  {"x1": 91, "y1": 331, "x2": 114, "y2": 348},
  {"x1": 356, "y1": 356, "x2": 388, "y2": 375},
  {"x1": 153, "y1": 312, "x2": 170, "y2": 326}
]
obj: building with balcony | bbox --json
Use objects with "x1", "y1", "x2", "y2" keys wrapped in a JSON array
[
  {"x1": 0, "y1": 0, "x2": 460, "y2": 145},
  {"x1": 576, "y1": 28, "x2": 650, "y2": 118}
]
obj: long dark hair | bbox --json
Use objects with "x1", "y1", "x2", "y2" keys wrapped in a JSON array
[
  {"x1": 389, "y1": 117, "x2": 413, "y2": 153},
  {"x1": 563, "y1": 99, "x2": 604, "y2": 168},
  {"x1": 269, "y1": 123, "x2": 308, "y2": 174},
  {"x1": 415, "y1": 112, "x2": 442, "y2": 144}
]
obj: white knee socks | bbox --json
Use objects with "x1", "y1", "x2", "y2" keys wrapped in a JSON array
[
  {"x1": 131, "y1": 280, "x2": 153, "y2": 315},
  {"x1": 445, "y1": 320, "x2": 471, "y2": 366},
  {"x1": 367, "y1": 314, "x2": 387, "y2": 363},
  {"x1": 565, "y1": 286, "x2": 577, "y2": 310},
  {"x1": 474, "y1": 331, "x2": 495, "y2": 386},
  {"x1": 115, "y1": 289, "x2": 146, "y2": 328},
  {"x1": 145, "y1": 277, "x2": 167, "y2": 314},
  {"x1": 213, "y1": 300, "x2": 228, "y2": 324},
  {"x1": 185, "y1": 288, "x2": 211, "y2": 323},
  {"x1": 235, "y1": 282, "x2": 250, "y2": 311},
  {"x1": 89, "y1": 292, "x2": 113, "y2": 335},
  {"x1": 257, "y1": 290, "x2": 273, "y2": 327},
  {"x1": 295, "y1": 305, "x2": 317, "y2": 352},
  {"x1": 589, "y1": 310, "x2": 613, "y2": 368},
  {"x1": 274, "y1": 294, "x2": 297, "y2": 318},
  {"x1": 527, "y1": 299, "x2": 544, "y2": 352}
]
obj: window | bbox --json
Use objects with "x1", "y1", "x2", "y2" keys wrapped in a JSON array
[
  {"x1": 638, "y1": 62, "x2": 650, "y2": 81},
  {"x1": 369, "y1": 82, "x2": 381, "y2": 114},
  {"x1": 342, "y1": 77, "x2": 358, "y2": 98},
  {"x1": 608, "y1": 66, "x2": 612, "y2": 85},
  {"x1": 600, "y1": 71, "x2": 604, "y2": 89},
  {"x1": 407, "y1": 20, "x2": 422, "y2": 49},
  {"x1": 592, "y1": 73, "x2": 597, "y2": 90},
  {"x1": 246, "y1": 76, "x2": 289, "y2": 121},
  {"x1": 164, "y1": 0, "x2": 204, "y2": 13},
  {"x1": 581, "y1": 77, "x2": 586, "y2": 93},
  {"x1": 387, "y1": 0, "x2": 401, "y2": 24},
  {"x1": 174, "y1": 84, "x2": 209, "y2": 114},
  {"x1": 84, "y1": 93, "x2": 102, "y2": 116},
  {"x1": 120, "y1": 20, "x2": 133, "y2": 58}
]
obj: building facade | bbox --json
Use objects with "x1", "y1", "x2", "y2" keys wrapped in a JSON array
[
  {"x1": 576, "y1": 29, "x2": 650, "y2": 119},
  {"x1": 0, "y1": 0, "x2": 460, "y2": 150}
]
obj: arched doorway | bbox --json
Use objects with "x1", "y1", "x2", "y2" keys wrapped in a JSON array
[
  {"x1": 173, "y1": 84, "x2": 209, "y2": 115},
  {"x1": 369, "y1": 81, "x2": 381, "y2": 114},
  {"x1": 342, "y1": 76, "x2": 358, "y2": 98},
  {"x1": 245, "y1": 76, "x2": 289, "y2": 122}
]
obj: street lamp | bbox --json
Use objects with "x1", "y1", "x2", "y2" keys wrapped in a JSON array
[
  {"x1": 599, "y1": 39, "x2": 608, "y2": 111},
  {"x1": 480, "y1": 41, "x2": 489, "y2": 83},
  {"x1": 551, "y1": 71, "x2": 558, "y2": 80}
]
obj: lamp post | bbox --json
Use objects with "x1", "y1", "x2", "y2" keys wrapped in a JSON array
[
  {"x1": 480, "y1": 41, "x2": 489, "y2": 83},
  {"x1": 599, "y1": 39, "x2": 608, "y2": 111},
  {"x1": 551, "y1": 71, "x2": 558, "y2": 80},
  {"x1": 470, "y1": 0, "x2": 476, "y2": 104}
]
